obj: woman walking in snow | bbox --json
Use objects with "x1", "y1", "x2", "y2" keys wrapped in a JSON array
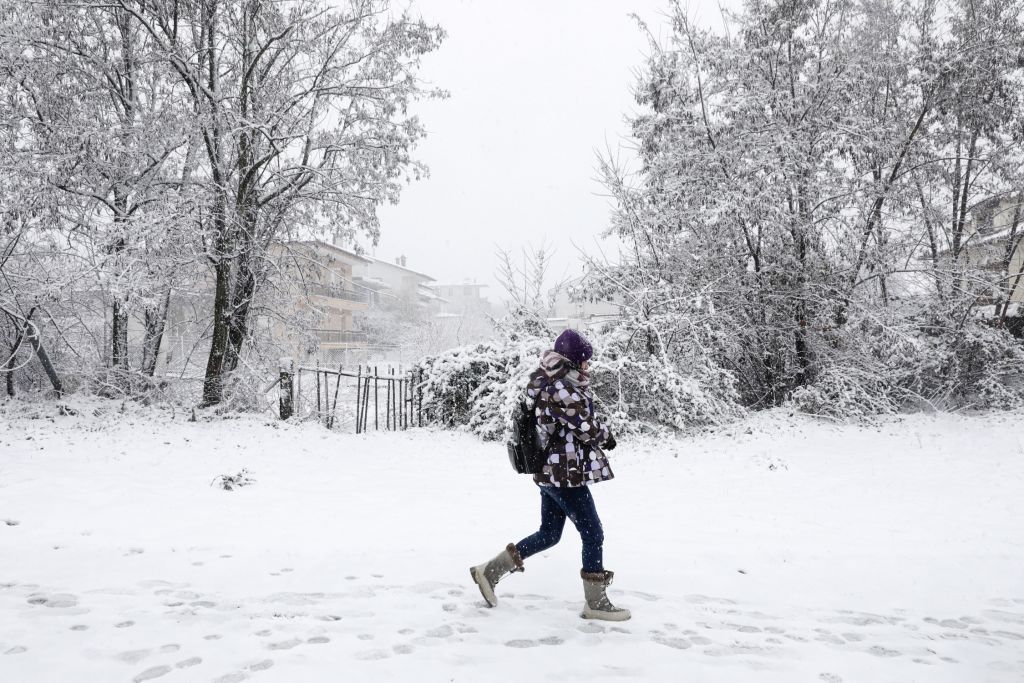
[{"x1": 470, "y1": 329, "x2": 630, "y2": 621}]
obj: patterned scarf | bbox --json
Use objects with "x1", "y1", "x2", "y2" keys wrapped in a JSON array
[{"x1": 539, "y1": 350, "x2": 590, "y2": 389}]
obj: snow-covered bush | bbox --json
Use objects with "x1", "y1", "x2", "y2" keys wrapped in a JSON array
[
  {"x1": 790, "y1": 365, "x2": 901, "y2": 419},
  {"x1": 416, "y1": 310, "x2": 744, "y2": 439},
  {"x1": 416, "y1": 333, "x2": 549, "y2": 441},
  {"x1": 589, "y1": 324, "x2": 743, "y2": 432},
  {"x1": 900, "y1": 321, "x2": 1024, "y2": 411},
  {"x1": 790, "y1": 310, "x2": 1024, "y2": 417}
]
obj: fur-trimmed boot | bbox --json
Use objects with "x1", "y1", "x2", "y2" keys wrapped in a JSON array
[
  {"x1": 469, "y1": 543, "x2": 524, "y2": 607},
  {"x1": 581, "y1": 569, "x2": 631, "y2": 621}
]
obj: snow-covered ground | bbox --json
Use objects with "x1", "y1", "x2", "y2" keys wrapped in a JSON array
[{"x1": 1, "y1": 401, "x2": 1022, "y2": 683}]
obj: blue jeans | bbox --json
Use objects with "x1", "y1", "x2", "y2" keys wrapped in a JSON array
[{"x1": 515, "y1": 485, "x2": 604, "y2": 572}]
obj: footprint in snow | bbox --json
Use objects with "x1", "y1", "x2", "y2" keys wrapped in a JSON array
[
  {"x1": 867, "y1": 645, "x2": 901, "y2": 657},
  {"x1": 27, "y1": 593, "x2": 79, "y2": 609},
  {"x1": 814, "y1": 629, "x2": 845, "y2": 645},
  {"x1": 819, "y1": 674, "x2": 843, "y2": 683},
  {"x1": 116, "y1": 649, "x2": 151, "y2": 664},
  {"x1": 175, "y1": 657, "x2": 202, "y2": 668},
  {"x1": 426, "y1": 625, "x2": 453, "y2": 638},
  {"x1": 213, "y1": 674, "x2": 248, "y2": 683},
  {"x1": 653, "y1": 636, "x2": 691, "y2": 650},
  {"x1": 4, "y1": 520, "x2": 20, "y2": 526},
  {"x1": 505, "y1": 639, "x2": 539, "y2": 648},
  {"x1": 266, "y1": 639, "x2": 302, "y2": 650},
  {"x1": 116, "y1": 621, "x2": 135, "y2": 628},
  {"x1": 623, "y1": 590, "x2": 659, "y2": 602},
  {"x1": 685, "y1": 594, "x2": 736, "y2": 606},
  {"x1": 307, "y1": 637, "x2": 330, "y2": 645},
  {"x1": 4, "y1": 646, "x2": 27, "y2": 655},
  {"x1": 393, "y1": 644, "x2": 414, "y2": 655},
  {"x1": 132, "y1": 665, "x2": 171, "y2": 682}
]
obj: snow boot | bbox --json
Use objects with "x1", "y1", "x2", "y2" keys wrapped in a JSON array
[
  {"x1": 469, "y1": 543, "x2": 524, "y2": 607},
  {"x1": 580, "y1": 569, "x2": 631, "y2": 621}
]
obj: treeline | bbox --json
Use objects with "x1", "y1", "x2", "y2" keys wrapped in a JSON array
[
  {"x1": 417, "y1": 0, "x2": 1024, "y2": 438},
  {"x1": 0, "y1": 0, "x2": 441, "y2": 405},
  {"x1": 588, "y1": 0, "x2": 1024, "y2": 418}
]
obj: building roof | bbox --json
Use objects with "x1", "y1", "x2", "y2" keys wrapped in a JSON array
[
  {"x1": 430, "y1": 282, "x2": 489, "y2": 289},
  {"x1": 280, "y1": 239, "x2": 374, "y2": 264},
  {"x1": 417, "y1": 285, "x2": 447, "y2": 302},
  {"x1": 368, "y1": 257, "x2": 436, "y2": 282}
]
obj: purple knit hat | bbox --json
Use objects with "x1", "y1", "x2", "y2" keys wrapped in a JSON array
[{"x1": 554, "y1": 329, "x2": 593, "y2": 367}]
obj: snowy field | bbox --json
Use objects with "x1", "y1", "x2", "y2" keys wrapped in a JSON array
[{"x1": 1, "y1": 401, "x2": 1023, "y2": 683}]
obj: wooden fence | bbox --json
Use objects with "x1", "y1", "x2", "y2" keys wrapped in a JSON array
[{"x1": 277, "y1": 358, "x2": 424, "y2": 432}]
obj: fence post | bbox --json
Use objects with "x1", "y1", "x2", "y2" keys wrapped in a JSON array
[
  {"x1": 361, "y1": 375, "x2": 371, "y2": 432},
  {"x1": 417, "y1": 368, "x2": 423, "y2": 427},
  {"x1": 355, "y1": 365, "x2": 362, "y2": 434},
  {"x1": 328, "y1": 364, "x2": 343, "y2": 429},
  {"x1": 279, "y1": 357, "x2": 294, "y2": 420},
  {"x1": 315, "y1": 360, "x2": 322, "y2": 419}
]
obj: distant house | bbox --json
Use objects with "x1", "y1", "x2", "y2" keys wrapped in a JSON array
[
  {"x1": 960, "y1": 195, "x2": 1024, "y2": 319},
  {"x1": 271, "y1": 240, "x2": 371, "y2": 356},
  {"x1": 357, "y1": 255, "x2": 440, "y2": 315},
  {"x1": 548, "y1": 276, "x2": 621, "y2": 331},
  {"x1": 430, "y1": 281, "x2": 492, "y2": 318}
]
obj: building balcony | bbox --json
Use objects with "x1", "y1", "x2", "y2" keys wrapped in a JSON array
[
  {"x1": 308, "y1": 283, "x2": 369, "y2": 304},
  {"x1": 313, "y1": 329, "x2": 368, "y2": 346}
]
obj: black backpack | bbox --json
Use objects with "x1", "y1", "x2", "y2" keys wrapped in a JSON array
[{"x1": 507, "y1": 398, "x2": 546, "y2": 474}]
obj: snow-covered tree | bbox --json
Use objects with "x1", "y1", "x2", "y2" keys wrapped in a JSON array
[{"x1": 593, "y1": 0, "x2": 1024, "y2": 414}]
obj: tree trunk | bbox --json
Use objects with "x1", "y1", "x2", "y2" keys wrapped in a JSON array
[
  {"x1": 111, "y1": 294, "x2": 130, "y2": 372},
  {"x1": 140, "y1": 289, "x2": 171, "y2": 377},
  {"x1": 202, "y1": 258, "x2": 233, "y2": 406},
  {"x1": 4, "y1": 336, "x2": 20, "y2": 397},
  {"x1": 998, "y1": 196, "x2": 1023, "y2": 324},
  {"x1": 222, "y1": 249, "x2": 257, "y2": 374},
  {"x1": 23, "y1": 314, "x2": 63, "y2": 396}
]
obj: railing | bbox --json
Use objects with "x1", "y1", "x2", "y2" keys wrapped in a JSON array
[
  {"x1": 308, "y1": 283, "x2": 368, "y2": 303},
  {"x1": 313, "y1": 329, "x2": 368, "y2": 345}
]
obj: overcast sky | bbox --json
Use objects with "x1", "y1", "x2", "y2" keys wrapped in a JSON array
[{"x1": 368, "y1": 1, "x2": 735, "y2": 301}]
